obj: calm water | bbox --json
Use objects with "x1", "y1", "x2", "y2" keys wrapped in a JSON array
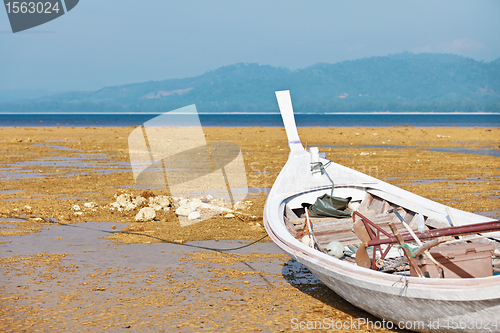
[{"x1": 0, "y1": 113, "x2": 499, "y2": 127}]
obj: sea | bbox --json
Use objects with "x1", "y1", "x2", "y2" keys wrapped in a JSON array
[{"x1": 0, "y1": 113, "x2": 499, "y2": 127}]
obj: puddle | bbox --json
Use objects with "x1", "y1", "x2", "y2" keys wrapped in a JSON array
[
  {"x1": 0, "y1": 220, "x2": 290, "y2": 287},
  {"x1": 31, "y1": 143, "x2": 82, "y2": 151},
  {"x1": 0, "y1": 221, "x2": 327, "y2": 331},
  {"x1": 480, "y1": 210, "x2": 500, "y2": 219},
  {"x1": 0, "y1": 153, "x2": 131, "y2": 180},
  {"x1": 0, "y1": 189, "x2": 23, "y2": 194},
  {"x1": 395, "y1": 176, "x2": 499, "y2": 186},
  {"x1": 325, "y1": 144, "x2": 500, "y2": 157},
  {"x1": 2, "y1": 198, "x2": 30, "y2": 201}
]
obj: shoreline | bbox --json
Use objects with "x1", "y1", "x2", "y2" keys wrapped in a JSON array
[
  {"x1": 1, "y1": 112, "x2": 499, "y2": 115},
  {"x1": 1, "y1": 114, "x2": 499, "y2": 128}
]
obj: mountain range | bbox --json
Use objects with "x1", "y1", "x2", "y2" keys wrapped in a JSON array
[{"x1": 1, "y1": 52, "x2": 499, "y2": 113}]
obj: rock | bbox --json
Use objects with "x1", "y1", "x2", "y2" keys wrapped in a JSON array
[
  {"x1": 234, "y1": 201, "x2": 247, "y2": 210},
  {"x1": 188, "y1": 211, "x2": 201, "y2": 220},
  {"x1": 156, "y1": 195, "x2": 171, "y2": 208},
  {"x1": 149, "y1": 195, "x2": 170, "y2": 208},
  {"x1": 109, "y1": 202, "x2": 120, "y2": 209},
  {"x1": 150, "y1": 204, "x2": 162, "y2": 211},
  {"x1": 199, "y1": 202, "x2": 231, "y2": 214},
  {"x1": 116, "y1": 193, "x2": 131, "y2": 207},
  {"x1": 72, "y1": 205, "x2": 81, "y2": 211},
  {"x1": 123, "y1": 202, "x2": 137, "y2": 211},
  {"x1": 74, "y1": 212, "x2": 83, "y2": 216},
  {"x1": 213, "y1": 198, "x2": 225, "y2": 207},
  {"x1": 135, "y1": 207, "x2": 155, "y2": 222},
  {"x1": 177, "y1": 198, "x2": 189, "y2": 206},
  {"x1": 133, "y1": 196, "x2": 146, "y2": 207},
  {"x1": 176, "y1": 198, "x2": 202, "y2": 217},
  {"x1": 225, "y1": 213, "x2": 235, "y2": 218},
  {"x1": 24, "y1": 205, "x2": 32, "y2": 211},
  {"x1": 201, "y1": 195, "x2": 213, "y2": 203},
  {"x1": 84, "y1": 202, "x2": 97, "y2": 209}
]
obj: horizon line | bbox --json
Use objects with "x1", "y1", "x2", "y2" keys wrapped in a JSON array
[{"x1": 0, "y1": 112, "x2": 499, "y2": 115}]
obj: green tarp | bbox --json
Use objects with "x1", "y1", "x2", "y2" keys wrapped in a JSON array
[{"x1": 307, "y1": 194, "x2": 352, "y2": 218}]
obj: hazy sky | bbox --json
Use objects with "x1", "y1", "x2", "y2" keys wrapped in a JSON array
[{"x1": 1, "y1": 0, "x2": 499, "y2": 91}]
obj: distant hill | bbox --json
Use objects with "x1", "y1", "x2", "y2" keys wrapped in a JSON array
[{"x1": 1, "y1": 53, "x2": 499, "y2": 113}]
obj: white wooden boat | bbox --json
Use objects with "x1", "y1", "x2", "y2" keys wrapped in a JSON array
[{"x1": 263, "y1": 90, "x2": 500, "y2": 332}]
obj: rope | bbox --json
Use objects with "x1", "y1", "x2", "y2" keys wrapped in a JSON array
[
  {"x1": 0, "y1": 212, "x2": 268, "y2": 253},
  {"x1": 399, "y1": 243, "x2": 417, "y2": 258}
]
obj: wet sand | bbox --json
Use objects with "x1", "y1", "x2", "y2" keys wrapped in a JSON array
[{"x1": 1, "y1": 126, "x2": 499, "y2": 332}]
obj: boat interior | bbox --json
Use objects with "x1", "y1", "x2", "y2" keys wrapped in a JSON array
[{"x1": 283, "y1": 190, "x2": 500, "y2": 278}]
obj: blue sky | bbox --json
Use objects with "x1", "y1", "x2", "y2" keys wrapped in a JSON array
[{"x1": 1, "y1": 0, "x2": 499, "y2": 91}]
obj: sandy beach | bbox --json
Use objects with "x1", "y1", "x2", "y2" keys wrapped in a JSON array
[{"x1": 1, "y1": 126, "x2": 499, "y2": 332}]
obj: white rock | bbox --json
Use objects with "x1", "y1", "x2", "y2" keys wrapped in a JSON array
[
  {"x1": 109, "y1": 202, "x2": 120, "y2": 208},
  {"x1": 72, "y1": 205, "x2": 81, "y2": 211},
  {"x1": 201, "y1": 195, "x2": 213, "y2": 203},
  {"x1": 133, "y1": 196, "x2": 146, "y2": 207},
  {"x1": 116, "y1": 193, "x2": 131, "y2": 207},
  {"x1": 135, "y1": 207, "x2": 156, "y2": 222},
  {"x1": 84, "y1": 202, "x2": 97, "y2": 209},
  {"x1": 176, "y1": 198, "x2": 202, "y2": 217},
  {"x1": 225, "y1": 213, "x2": 235, "y2": 218},
  {"x1": 199, "y1": 202, "x2": 231, "y2": 214},
  {"x1": 188, "y1": 211, "x2": 201, "y2": 220},
  {"x1": 155, "y1": 195, "x2": 170, "y2": 208},
  {"x1": 234, "y1": 201, "x2": 248, "y2": 210},
  {"x1": 150, "y1": 203, "x2": 162, "y2": 211},
  {"x1": 124, "y1": 202, "x2": 137, "y2": 211},
  {"x1": 177, "y1": 198, "x2": 188, "y2": 206},
  {"x1": 24, "y1": 205, "x2": 32, "y2": 211},
  {"x1": 74, "y1": 211, "x2": 83, "y2": 216},
  {"x1": 213, "y1": 198, "x2": 225, "y2": 207}
]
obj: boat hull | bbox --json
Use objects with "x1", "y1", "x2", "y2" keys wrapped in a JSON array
[
  {"x1": 263, "y1": 151, "x2": 500, "y2": 333},
  {"x1": 298, "y1": 255, "x2": 500, "y2": 333}
]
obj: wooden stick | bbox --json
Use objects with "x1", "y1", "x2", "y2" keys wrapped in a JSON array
[
  {"x1": 412, "y1": 237, "x2": 450, "y2": 258},
  {"x1": 389, "y1": 222, "x2": 424, "y2": 278},
  {"x1": 393, "y1": 209, "x2": 447, "y2": 271}
]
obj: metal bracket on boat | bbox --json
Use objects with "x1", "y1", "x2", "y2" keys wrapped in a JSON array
[
  {"x1": 310, "y1": 158, "x2": 335, "y2": 196},
  {"x1": 353, "y1": 211, "x2": 500, "y2": 272},
  {"x1": 352, "y1": 211, "x2": 394, "y2": 270}
]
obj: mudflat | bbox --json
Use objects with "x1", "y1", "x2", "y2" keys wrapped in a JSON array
[{"x1": 0, "y1": 126, "x2": 499, "y2": 332}]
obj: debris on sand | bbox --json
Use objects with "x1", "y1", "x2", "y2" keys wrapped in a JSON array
[{"x1": 135, "y1": 207, "x2": 156, "y2": 222}]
